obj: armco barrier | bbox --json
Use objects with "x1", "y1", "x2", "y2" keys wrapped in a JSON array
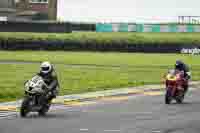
[
  {"x1": 71, "y1": 23, "x2": 96, "y2": 31},
  {"x1": 0, "y1": 21, "x2": 72, "y2": 33},
  {"x1": 96, "y1": 23, "x2": 200, "y2": 32},
  {"x1": 0, "y1": 21, "x2": 96, "y2": 33}
]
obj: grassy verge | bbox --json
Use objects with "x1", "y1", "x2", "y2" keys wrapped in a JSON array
[
  {"x1": 0, "y1": 51, "x2": 199, "y2": 102},
  {"x1": 0, "y1": 51, "x2": 198, "y2": 66}
]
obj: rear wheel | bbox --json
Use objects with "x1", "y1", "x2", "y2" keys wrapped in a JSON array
[
  {"x1": 20, "y1": 97, "x2": 31, "y2": 117},
  {"x1": 176, "y1": 91, "x2": 184, "y2": 104},
  {"x1": 38, "y1": 109, "x2": 46, "y2": 116},
  {"x1": 38, "y1": 104, "x2": 50, "y2": 116},
  {"x1": 176, "y1": 98, "x2": 183, "y2": 104},
  {"x1": 38, "y1": 98, "x2": 50, "y2": 116}
]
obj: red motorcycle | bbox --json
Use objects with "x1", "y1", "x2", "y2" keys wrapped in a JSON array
[{"x1": 164, "y1": 69, "x2": 187, "y2": 104}]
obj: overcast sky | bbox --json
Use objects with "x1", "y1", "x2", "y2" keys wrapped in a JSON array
[{"x1": 57, "y1": 0, "x2": 200, "y2": 23}]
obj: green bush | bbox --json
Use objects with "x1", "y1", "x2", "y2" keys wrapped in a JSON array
[{"x1": 0, "y1": 32, "x2": 200, "y2": 52}]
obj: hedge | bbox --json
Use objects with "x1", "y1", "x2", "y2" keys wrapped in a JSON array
[{"x1": 0, "y1": 32, "x2": 200, "y2": 53}]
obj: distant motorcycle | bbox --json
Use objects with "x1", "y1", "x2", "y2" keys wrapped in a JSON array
[
  {"x1": 20, "y1": 75, "x2": 51, "y2": 117},
  {"x1": 164, "y1": 69, "x2": 187, "y2": 104}
]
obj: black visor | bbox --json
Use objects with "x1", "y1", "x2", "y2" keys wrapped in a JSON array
[{"x1": 41, "y1": 66, "x2": 50, "y2": 71}]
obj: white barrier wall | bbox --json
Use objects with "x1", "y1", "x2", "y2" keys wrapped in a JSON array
[{"x1": 96, "y1": 23, "x2": 200, "y2": 32}]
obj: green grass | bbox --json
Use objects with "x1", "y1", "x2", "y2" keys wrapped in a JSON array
[
  {"x1": 0, "y1": 51, "x2": 199, "y2": 102},
  {"x1": 1, "y1": 32, "x2": 200, "y2": 45},
  {"x1": 0, "y1": 51, "x2": 198, "y2": 66}
]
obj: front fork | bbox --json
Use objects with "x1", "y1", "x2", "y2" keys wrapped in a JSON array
[
  {"x1": 28, "y1": 95, "x2": 40, "y2": 106},
  {"x1": 166, "y1": 86, "x2": 176, "y2": 97}
]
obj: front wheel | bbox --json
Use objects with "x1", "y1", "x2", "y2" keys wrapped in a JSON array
[
  {"x1": 165, "y1": 89, "x2": 172, "y2": 104},
  {"x1": 20, "y1": 97, "x2": 31, "y2": 117}
]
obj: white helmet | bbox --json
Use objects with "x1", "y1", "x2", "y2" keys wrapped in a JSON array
[{"x1": 40, "y1": 61, "x2": 52, "y2": 74}]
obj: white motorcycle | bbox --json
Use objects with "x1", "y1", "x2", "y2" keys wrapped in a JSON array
[{"x1": 20, "y1": 75, "x2": 51, "y2": 117}]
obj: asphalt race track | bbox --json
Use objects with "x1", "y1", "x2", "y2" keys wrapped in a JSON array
[{"x1": 0, "y1": 88, "x2": 200, "y2": 133}]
